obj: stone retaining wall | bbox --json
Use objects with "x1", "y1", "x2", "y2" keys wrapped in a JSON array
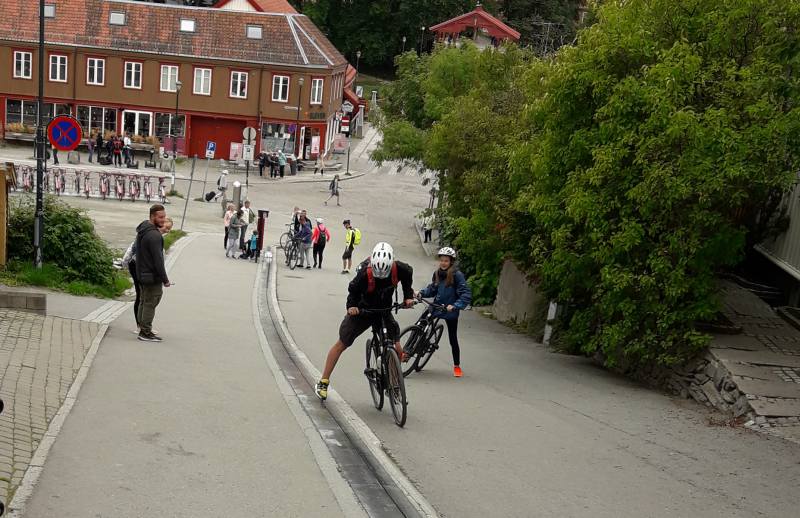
[{"x1": 0, "y1": 290, "x2": 46, "y2": 315}]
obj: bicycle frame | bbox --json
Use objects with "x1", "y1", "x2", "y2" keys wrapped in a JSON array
[
  {"x1": 362, "y1": 305, "x2": 408, "y2": 427},
  {"x1": 115, "y1": 175, "x2": 125, "y2": 200},
  {"x1": 84, "y1": 172, "x2": 92, "y2": 198},
  {"x1": 143, "y1": 177, "x2": 153, "y2": 202}
]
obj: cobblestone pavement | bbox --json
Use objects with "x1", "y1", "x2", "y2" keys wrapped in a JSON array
[
  {"x1": 715, "y1": 281, "x2": 800, "y2": 443},
  {"x1": 0, "y1": 309, "x2": 102, "y2": 505}
]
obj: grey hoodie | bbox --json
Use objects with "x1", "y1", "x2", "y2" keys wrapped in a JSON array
[{"x1": 135, "y1": 220, "x2": 169, "y2": 285}]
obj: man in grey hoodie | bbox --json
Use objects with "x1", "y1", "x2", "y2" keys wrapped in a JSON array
[{"x1": 135, "y1": 204, "x2": 171, "y2": 342}]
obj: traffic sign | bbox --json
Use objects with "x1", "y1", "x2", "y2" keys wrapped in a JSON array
[
  {"x1": 243, "y1": 126, "x2": 257, "y2": 143},
  {"x1": 205, "y1": 141, "x2": 216, "y2": 159},
  {"x1": 341, "y1": 101, "x2": 354, "y2": 114},
  {"x1": 341, "y1": 116, "x2": 350, "y2": 134},
  {"x1": 242, "y1": 144, "x2": 255, "y2": 162},
  {"x1": 47, "y1": 116, "x2": 83, "y2": 152}
]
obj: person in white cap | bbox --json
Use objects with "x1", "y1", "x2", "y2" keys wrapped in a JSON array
[{"x1": 213, "y1": 169, "x2": 229, "y2": 202}]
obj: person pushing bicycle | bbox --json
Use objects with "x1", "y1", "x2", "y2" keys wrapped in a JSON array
[
  {"x1": 414, "y1": 247, "x2": 472, "y2": 377},
  {"x1": 316, "y1": 242, "x2": 415, "y2": 400}
]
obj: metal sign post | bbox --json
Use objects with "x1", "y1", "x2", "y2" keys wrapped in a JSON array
[{"x1": 243, "y1": 127, "x2": 256, "y2": 190}]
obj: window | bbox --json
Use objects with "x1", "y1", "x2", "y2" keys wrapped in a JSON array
[
  {"x1": 160, "y1": 65, "x2": 179, "y2": 92},
  {"x1": 192, "y1": 68, "x2": 212, "y2": 95},
  {"x1": 6, "y1": 100, "x2": 68, "y2": 128},
  {"x1": 109, "y1": 11, "x2": 126, "y2": 25},
  {"x1": 272, "y1": 75, "x2": 289, "y2": 102},
  {"x1": 86, "y1": 57, "x2": 105, "y2": 86},
  {"x1": 124, "y1": 61, "x2": 142, "y2": 89},
  {"x1": 77, "y1": 106, "x2": 117, "y2": 136},
  {"x1": 310, "y1": 78, "x2": 324, "y2": 105},
  {"x1": 230, "y1": 71, "x2": 248, "y2": 99},
  {"x1": 180, "y1": 19, "x2": 195, "y2": 33},
  {"x1": 49, "y1": 54, "x2": 67, "y2": 82},
  {"x1": 44, "y1": 4, "x2": 55, "y2": 18},
  {"x1": 261, "y1": 121, "x2": 295, "y2": 153},
  {"x1": 155, "y1": 113, "x2": 185, "y2": 138},
  {"x1": 246, "y1": 25, "x2": 262, "y2": 39},
  {"x1": 13, "y1": 51, "x2": 32, "y2": 79}
]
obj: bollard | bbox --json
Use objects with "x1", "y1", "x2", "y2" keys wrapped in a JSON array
[{"x1": 255, "y1": 209, "x2": 269, "y2": 262}]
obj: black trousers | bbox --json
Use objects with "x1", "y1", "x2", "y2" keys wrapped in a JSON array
[
  {"x1": 129, "y1": 261, "x2": 141, "y2": 326},
  {"x1": 279, "y1": 165, "x2": 285, "y2": 178},
  {"x1": 424, "y1": 229, "x2": 432, "y2": 242},
  {"x1": 224, "y1": 226, "x2": 229, "y2": 248},
  {"x1": 313, "y1": 242, "x2": 325, "y2": 267},
  {"x1": 445, "y1": 318, "x2": 460, "y2": 366}
]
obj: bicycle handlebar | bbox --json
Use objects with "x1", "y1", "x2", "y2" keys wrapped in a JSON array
[
  {"x1": 355, "y1": 303, "x2": 408, "y2": 315},
  {"x1": 414, "y1": 297, "x2": 448, "y2": 312}
]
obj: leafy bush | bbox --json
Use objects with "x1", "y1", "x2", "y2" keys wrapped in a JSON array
[{"x1": 7, "y1": 196, "x2": 117, "y2": 287}]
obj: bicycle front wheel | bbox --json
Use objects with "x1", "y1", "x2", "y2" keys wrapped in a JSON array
[
  {"x1": 386, "y1": 348, "x2": 407, "y2": 427},
  {"x1": 399, "y1": 325, "x2": 424, "y2": 377},
  {"x1": 365, "y1": 339, "x2": 384, "y2": 410},
  {"x1": 416, "y1": 324, "x2": 443, "y2": 373},
  {"x1": 287, "y1": 245, "x2": 298, "y2": 270},
  {"x1": 279, "y1": 231, "x2": 291, "y2": 251}
]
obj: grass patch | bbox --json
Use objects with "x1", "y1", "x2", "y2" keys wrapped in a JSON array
[
  {"x1": 167, "y1": 189, "x2": 184, "y2": 198},
  {"x1": 0, "y1": 261, "x2": 131, "y2": 299},
  {"x1": 164, "y1": 229, "x2": 187, "y2": 252}
]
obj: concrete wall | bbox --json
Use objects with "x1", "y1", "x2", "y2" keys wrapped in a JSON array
[{"x1": 492, "y1": 260, "x2": 546, "y2": 337}]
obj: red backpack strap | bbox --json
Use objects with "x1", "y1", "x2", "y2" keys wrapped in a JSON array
[
  {"x1": 366, "y1": 261, "x2": 375, "y2": 293},
  {"x1": 391, "y1": 262, "x2": 399, "y2": 287}
]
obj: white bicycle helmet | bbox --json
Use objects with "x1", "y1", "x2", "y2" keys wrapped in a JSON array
[
  {"x1": 437, "y1": 247, "x2": 457, "y2": 259},
  {"x1": 371, "y1": 242, "x2": 394, "y2": 279}
]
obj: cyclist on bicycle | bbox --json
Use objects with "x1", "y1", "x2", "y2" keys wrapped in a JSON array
[
  {"x1": 414, "y1": 247, "x2": 472, "y2": 377},
  {"x1": 315, "y1": 242, "x2": 415, "y2": 400}
]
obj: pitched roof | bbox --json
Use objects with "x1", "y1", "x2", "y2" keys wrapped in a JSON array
[
  {"x1": 215, "y1": 0, "x2": 297, "y2": 14},
  {"x1": 430, "y1": 4, "x2": 521, "y2": 41},
  {"x1": 0, "y1": 0, "x2": 344, "y2": 69}
]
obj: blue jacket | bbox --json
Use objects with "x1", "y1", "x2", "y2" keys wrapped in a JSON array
[
  {"x1": 419, "y1": 269, "x2": 472, "y2": 320},
  {"x1": 296, "y1": 221, "x2": 313, "y2": 244}
]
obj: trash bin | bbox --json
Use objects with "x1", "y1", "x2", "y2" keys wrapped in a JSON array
[{"x1": 289, "y1": 156, "x2": 298, "y2": 176}]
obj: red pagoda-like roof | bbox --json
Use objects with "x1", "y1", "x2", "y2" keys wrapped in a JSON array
[{"x1": 430, "y1": 3, "x2": 520, "y2": 42}]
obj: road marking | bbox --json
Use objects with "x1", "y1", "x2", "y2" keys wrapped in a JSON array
[{"x1": 267, "y1": 247, "x2": 440, "y2": 518}]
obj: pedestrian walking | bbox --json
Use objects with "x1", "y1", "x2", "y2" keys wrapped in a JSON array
[
  {"x1": 258, "y1": 152, "x2": 266, "y2": 177},
  {"x1": 226, "y1": 210, "x2": 245, "y2": 258},
  {"x1": 123, "y1": 132, "x2": 133, "y2": 165},
  {"x1": 414, "y1": 247, "x2": 472, "y2": 377},
  {"x1": 312, "y1": 218, "x2": 331, "y2": 269},
  {"x1": 239, "y1": 200, "x2": 256, "y2": 252},
  {"x1": 87, "y1": 130, "x2": 95, "y2": 163},
  {"x1": 223, "y1": 203, "x2": 234, "y2": 248},
  {"x1": 123, "y1": 217, "x2": 173, "y2": 334},
  {"x1": 243, "y1": 229, "x2": 259, "y2": 260},
  {"x1": 135, "y1": 204, "x2": 171, "y2": 342},
  {"x1": 314, "y1": 154, "x2": 326, "y2": 175},
  {"x1": 422, "y1": 213, "x2": 434, "y2": 243},
  {"x1": 269, "y1": 152, "x2": 278, "y2": 178},
  {"x1": 51, "y1": 145, "x2": 59, "y2": 165},
  {"x1": 296, "y1": 214, "x2": 313, "y2": 269},
  {"x1": 278, "y1": 150, "x2": 287, "y2": 178},
  {"x1": 324, "y1": 174, "x2": 341, "y2": 206},
  {"x1": 112, "y1": 136, "x2": 123, "y2": 167},
  {"x1": 341, "y1": 219, "x2": 361, "y2": 274},
  {"x1": 95, "y1": 131, "x2": 104, "y2": 162}
]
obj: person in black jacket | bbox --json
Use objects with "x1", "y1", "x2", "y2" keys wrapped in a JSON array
[
  {"x1": 315, "y1": 242, "x2": 415, "y2": 400},
  {"x1": 135, "y1": 204, "x2": 171, "y2": 342}
]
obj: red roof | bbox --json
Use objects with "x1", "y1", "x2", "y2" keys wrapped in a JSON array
[
  {"x1": 0, "y1": 0, "x2": 343, "y2": 69},
  {"x1": 215, "y1": 0, "x2": 297, "y2": 14},
  {"x1": 430, "y1": 4, "x2": 520, "y2": 41}
]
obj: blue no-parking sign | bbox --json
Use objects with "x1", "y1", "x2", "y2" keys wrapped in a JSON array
[{"x1": 205, "y1": 141, "x2": 216, "y2": 159}]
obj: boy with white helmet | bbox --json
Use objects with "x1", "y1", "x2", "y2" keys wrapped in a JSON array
[{"x1": 315, "y1": 242, "x2": 415, "y2": 400}]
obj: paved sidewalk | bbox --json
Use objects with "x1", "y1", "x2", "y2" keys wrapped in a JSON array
[
  {"x1": 0, "y1": 309, "x2": 103, "y2": 506},
  {"x1": 18, "y1": 234, "x2": 347, "y2": 517}
]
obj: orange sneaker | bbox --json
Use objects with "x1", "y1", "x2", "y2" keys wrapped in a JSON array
[{"x1": 453, "y1": 366, "x2": 463, "y2": 378}]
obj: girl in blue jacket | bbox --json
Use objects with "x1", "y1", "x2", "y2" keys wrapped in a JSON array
[{"x1": 416, "y1": 247, "x2": 472, "y2": 377}]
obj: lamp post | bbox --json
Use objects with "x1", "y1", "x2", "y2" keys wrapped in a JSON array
[
  {"x1": 33, "y1": 0, "x2": 46, "y2": 268},
  {"x1": 355, "y1": 50, "x2": 361, "y2": 87},
  {"x1": 171, "y1": 79, "x2": 182, "y2": 188},
  {"x1": 402, "y1": 35, "x2": 406, "y2": 53},
  {"x1": 419, "y1": 26, "x2": 426, "y2": 54},
  {"x1": 294, "y1": 76, "x2": 304, "y2": 159}
]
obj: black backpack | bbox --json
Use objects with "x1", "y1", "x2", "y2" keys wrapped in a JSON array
[{"x1": 317, "y1": 227, "x2": 327, "y2": 246}]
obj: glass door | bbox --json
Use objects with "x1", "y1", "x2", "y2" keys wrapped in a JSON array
[{"x1": 122, "y1": 110, "x2": 153, "y2": 137}]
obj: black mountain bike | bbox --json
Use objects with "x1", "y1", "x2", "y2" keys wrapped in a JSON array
[
  {"x1": 284, "y1": 236, "x2": 302, "y2": 270},
  {"x1": 362, "y1": 304, "x2": 408, "y2": 427},
  {"x1": 399, "y1": 298, "x2": 446, "y2": 377}
]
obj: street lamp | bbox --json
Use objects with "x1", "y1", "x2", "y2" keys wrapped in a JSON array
[
  {"x1": 419, "y1": 26, "x2": 427, "y2": 54},
  {"x1": 33, "y1": 0, "x2": 46, "y2": 268},
  {"x1": 171, "y1": 79, "x2": 182, "y2": 186},
  {"x1": 355, "y1": 50, "x2": 361, "y2": 87},
  {"x1": 402, "y1": 35, "x2": 407, "y2": 53},
  {"x1": 294, "y1": 76, "x2": 304, "y2": 159}
]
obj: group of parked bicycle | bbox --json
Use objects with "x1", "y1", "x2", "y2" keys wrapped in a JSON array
[{"x1": 14, "y1": 164, "x2": 168, "y2": 203}]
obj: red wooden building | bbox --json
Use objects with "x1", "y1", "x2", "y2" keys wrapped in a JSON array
[{"x1": 430, "y1": 3, "x2": 521, "y2": 49}]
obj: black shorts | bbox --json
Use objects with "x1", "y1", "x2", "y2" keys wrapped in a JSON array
[
  {"x1": 342, "y1": 246, "x2": 354, "y2": 260},
  {"x1": 339, "y1": 313, "x2": 400, "y2": 348}
]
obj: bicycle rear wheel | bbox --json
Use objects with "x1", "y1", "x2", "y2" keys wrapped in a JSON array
[
  {"x1": 399, "y1": 325, "x2": 424, "y2": 377},
  {"x1": 386, "y1": 348, "x2": 407, "y2": 427},
  {"x1": 416, "y1": 324, "x2": 444, "y2": 372},
  {"x1": 365, "y1": 339, "x2": 384, "y2": 410},
  {"x1": 287, "y1": 244, "x2": 298, "y2": 270},
  {"x1": 279, "y1": 231, "x2": 291, "y2": 251}
]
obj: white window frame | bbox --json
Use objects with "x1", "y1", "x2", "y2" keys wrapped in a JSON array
[
  {"x1": 13, "y1": 51, "x2": 32, "y2": 79},
  {"x1": 44, "y1": 4, "x2": 55, "y2": 18},
  {"x1": 230, "y1": 71, "x2": 248, "y2": 99},
  {"x1": 109, "y1": 11, "x2": 126, "y2": 25},
  {"x1": 160, "y1": 64, "x2": 179, "y2": 92},
  {"x1": 180, "y1": 19, "x2": 195, "y2": 33},
  {"x1": 124, "y1": 61, "x2": 142, "y2": 89},
  {"x1": 86, "y1": 57, "x2": 105, "y2": 86},
  {"x1": 272, "y1": 75, "x2": 290, "y2": 102},
  {"x1": 246, "y1": 25, "x2": 262, "y2": 39},
  {"x1": 49, "y1": 54, "x2": 68, "y2": 82},
  {"x1": 310, "y1": 78, "x2": 324, "y2": 105},
  {"x1": 194, "y1": 67, "x2": 212, "y2": 96}
]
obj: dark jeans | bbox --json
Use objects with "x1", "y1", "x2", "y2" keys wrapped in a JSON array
[
  {"x1": 113, "y1": 152, "x2": 122, "y2": 167},
  {"x1": 313, "y1": 242, "x2": 325, "y2": 268},
  {"x1": 424, "y1": 229, "x2": 432, "y2": 242},
  {"x1": 279, "y1": 165, "x2": 285, "y2": 178},
  {"x1": 88, "y1": 146, "x2": 94, "y2": 163},
  {"x1": 239, "y1": 224, "x2": 248, "y2": 250},
  {"x1": 445, "y1": 318, "x2": 460, "y2": 366},
  {"x1": 129, "y1": 261, "x2": 141, "y2": 326},
  {"x1": 224, "y1": 226, "x2": 229, "y2": 248},
  {"x1": 137, "y1": 283, "x2": 163, "y2": 336}
]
